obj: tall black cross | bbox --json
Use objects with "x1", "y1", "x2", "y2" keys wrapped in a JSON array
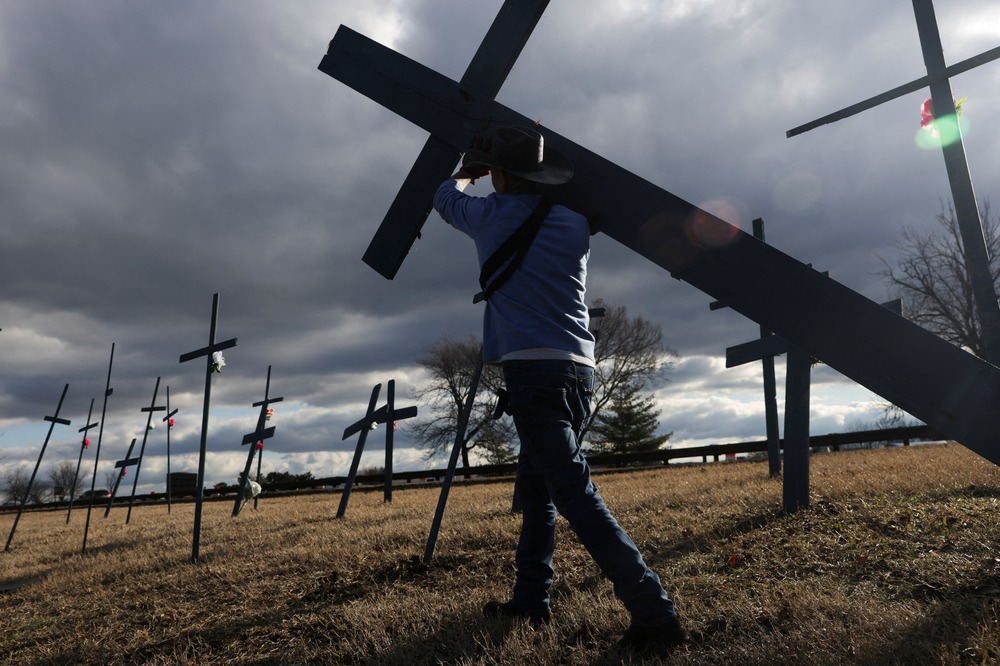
[
  {"x1": 104, "y1": 438, "x2": 139, "y2": 517},
  {"x1": 4, "y1": 384, "x2": 72, "y2": 552},
  {"x1": 233, "y1": 365, "x2": 283, "y2": 517},
  {"x1": 179, "y1": 292, "x2": 238, "y2": 562},
  {"x1": 83, "y1": 343, "x2": 114, "y2": 555},
  {"x1": 125, "y1": 377, "x2": 166, "y2": 524},
  {"x1": 788, "y1": 0, "x2": 1000, "y2": 362},
  {"x1": 162, "y1": 388, "x2": 178, "y2": 514},
  {"x1": 66, "y1": 397, "x2": 99, "y2": 524},
  {"x1": 319, "y1": 2, "x2": 1000, "y2": 472}
]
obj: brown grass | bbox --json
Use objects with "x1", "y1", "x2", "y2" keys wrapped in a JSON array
[{"x1": 1, "y1": 443, "x2": 999, "y2": 665}]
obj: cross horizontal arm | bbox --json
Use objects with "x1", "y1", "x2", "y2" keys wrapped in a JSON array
[
  {"x1": 252, "y1": 396, "x2": 284, "y2": 408},
  {"x1": 44, "y1": 415, "x2": 72, "y2": 426},
  {"x1": 727, "y1": 335, "x2": 787, "y2": 368},
  {"x1": 342, "y1": 405, "x2": 418, "y2": 440},
  {"x1": 178, "y1": 337, "x2": 238, "y2": 363},
  {"x1": 787, "y1": 43, "x2": 1000, "y2": 138},
  {"x1": 115, "y1": 457, "x2": 140, "y2": 469},
  {"x1": 242, "y1": 427, "x2": 276, "y2": 446}
]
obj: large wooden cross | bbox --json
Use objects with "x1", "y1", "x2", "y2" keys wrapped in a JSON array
[
  {"x1": 788, "y1": 0, "x2": 1000, "y2": 362},
  {"x1": 319, "y1": 2, "x2": 1000, "y2": 469}
]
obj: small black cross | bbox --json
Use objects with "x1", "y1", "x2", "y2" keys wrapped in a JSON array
[
  {"x1": 5, "y1": 384, "x2": 72, "y2": 551},
  {"x1": 125, "y1": 377, "x2": 167, "y2": 524},
  {"x1": 104, "y1": 438, "x2": 138, "y2": 518},
  {"x1": 66, "y1": 397, "x2": 99, "y2": 524},
  {"x1": 233, "y1": 366, "x2": 284, "y2": 516}
]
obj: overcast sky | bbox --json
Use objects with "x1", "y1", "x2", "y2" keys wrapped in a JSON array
[{"x1": 2, "y1": 1, "x2": 999, "y2": 495}]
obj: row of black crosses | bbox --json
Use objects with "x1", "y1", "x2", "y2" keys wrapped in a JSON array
[{"x1": 3, "y1": 293, "x2": 428, "y2": 563}]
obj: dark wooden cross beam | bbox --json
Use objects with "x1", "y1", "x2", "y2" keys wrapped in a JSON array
[
  {"x1": 83, "y1": 343, "x2": 114, "y2": 555},
  {"x1": 788, "y1": 0, "x2": 1000, "y2": 362},
  {"x1": 105, "y1": 438, "x2": 139, "y2": 518},
  {"x1": 233, "y1": 365, "x2": 283, "y2": 517},
  {"x1": 179, "y1": 292, "x2": 238, "y2": 562},
  {"x1": 67, "y1": 397, "x2": 99, "y2": 525},
  {"x1": 162, "y1": 390, "x2": 178, "y2": 514},
  {"x1": 4, "y1": 384, "x2": 71, "y2": 552},
  {"x1": 125, "y1": 377, "x2": 166, "y2": 524},
  {"x1": 319, "y1": 5, "x2": 1000, "y2": 471}
]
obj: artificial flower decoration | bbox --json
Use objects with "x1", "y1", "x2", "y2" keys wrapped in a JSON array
[
  {"x1": 211, "y1": 351, "x2": 226, "y2": 373},
  {"x1": 83, "y1": 438, "x2": 91, "y2": 449},
  {"x1": 920, "y1": 95, "x2": 966, "y2": 138},
  {"x1": 256, "y1": 441, "x2": 264, "y2": 450},
  {"x1": 266, "y1": 408, "x2": 274, "y2": 421},
  {"x1": 369, "y1": 421, "x2": 378, "y2": 430},
  {"x1": 168, "y1": 418, "x2": 175, "y2": 429},
  {"x1": 148, "y1": 423, "x2": 155, "y2": 430}
]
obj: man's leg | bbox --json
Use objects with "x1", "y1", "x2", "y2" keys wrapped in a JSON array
[
  {"x1": 510, "y1": 459, "x2": 557, "y2": 617},
  {"x1": 504, "y1": 360, "x2": 677, "y2": 627}
]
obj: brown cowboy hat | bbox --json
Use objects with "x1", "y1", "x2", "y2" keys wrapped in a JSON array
[{"x1": 463, "y1": 126, "x2": 574, "y2": 185}]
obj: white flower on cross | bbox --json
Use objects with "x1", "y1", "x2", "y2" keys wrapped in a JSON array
[{"x1": 211, "y1": 351, "x2": 226, "y2": 374}]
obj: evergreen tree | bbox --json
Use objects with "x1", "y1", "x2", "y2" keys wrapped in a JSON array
[{"x1": 586, "y1": 381, "x2": 670, "y2": 455}]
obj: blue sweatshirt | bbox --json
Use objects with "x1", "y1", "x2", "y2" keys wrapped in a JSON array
[{"x1": 434, "y1": 180, "x2": 595, "y2": 366}]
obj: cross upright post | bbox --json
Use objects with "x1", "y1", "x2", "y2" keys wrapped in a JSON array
[
  {"x1": 5, "y1": 384, "x2": 72, "y2": 552},
  {"x1": 233, "y1": 366, "x2": 283, "y2": 517},
  {"x1": 67, "y1": 397, "x2": 98, "y2": 524},
  {"x1": 162, "y1": 389, "x2": 178, "y2": 514},
  {"x1": 179, "y1": 292, "x2": 238, "y2": 563},
  {"x1": 83, "y1": 343, "x2": 114, "y2": 555},
  {"x1": 125, "y1": 377, "x2": 166, "y2": 524},
  {"x1": 424, "y1": 348, "x2": 484, "y2": 563},
  {"x1": 787, "y1": 0, "x2": 1000, "y2": 362}
]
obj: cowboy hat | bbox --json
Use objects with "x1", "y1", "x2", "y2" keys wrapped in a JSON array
[{"x1": 463, "y1": 126, "x2": 574, "y2": 185}]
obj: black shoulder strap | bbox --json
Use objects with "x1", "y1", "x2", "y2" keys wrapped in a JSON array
[{"x1": 474, "y1": 197, "x2": 553, "y2": 304}]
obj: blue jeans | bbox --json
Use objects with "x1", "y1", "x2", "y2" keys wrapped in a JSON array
[{"x1": 503, "y1": 360, "x2": 677, "y2": 626}]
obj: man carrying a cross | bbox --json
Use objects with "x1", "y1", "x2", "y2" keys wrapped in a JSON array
[{"x1": 433, "y1": 126, "x2": 687, "y2": 651}]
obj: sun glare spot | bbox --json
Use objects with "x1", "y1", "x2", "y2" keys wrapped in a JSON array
[{"x1": 914, "y1": 114, "x2": 969, "y2": 151}]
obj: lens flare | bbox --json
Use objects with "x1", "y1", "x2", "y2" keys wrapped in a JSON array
[
  {"x1": 686, "y1": 198, "x2": 742, "y2": 249},
  {"x1": 915, "y1": 114, "x2": 970, "y2": 150}
]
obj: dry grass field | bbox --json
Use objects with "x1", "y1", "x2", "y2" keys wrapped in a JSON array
[{"x1": 1, "y1": 443, "x2": 998, "y2": 665}]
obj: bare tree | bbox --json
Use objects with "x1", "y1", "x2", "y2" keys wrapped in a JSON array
[
  {"x1": 3, "y1": 466, "x2": 48, "y2": 505},
  {"x1": 411, "y1": 301, "x2": 678, "y2": 464},
  {"x1": 410, "y1": 335, "x2": 517, "y2": 468},
  {"x1": 878, "y1": 200, "x2": 999, "y2": 358},
  {"x1": 48, "y1": 461, "x2": 83, "y2": 501},
  {"x1": 584, "y1": 299, "x2": 679, "y2": 442}
]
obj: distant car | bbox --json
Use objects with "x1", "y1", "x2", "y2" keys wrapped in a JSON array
[{"x1": 77, "y1": 489, "x2": 111, "y2": 502}]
